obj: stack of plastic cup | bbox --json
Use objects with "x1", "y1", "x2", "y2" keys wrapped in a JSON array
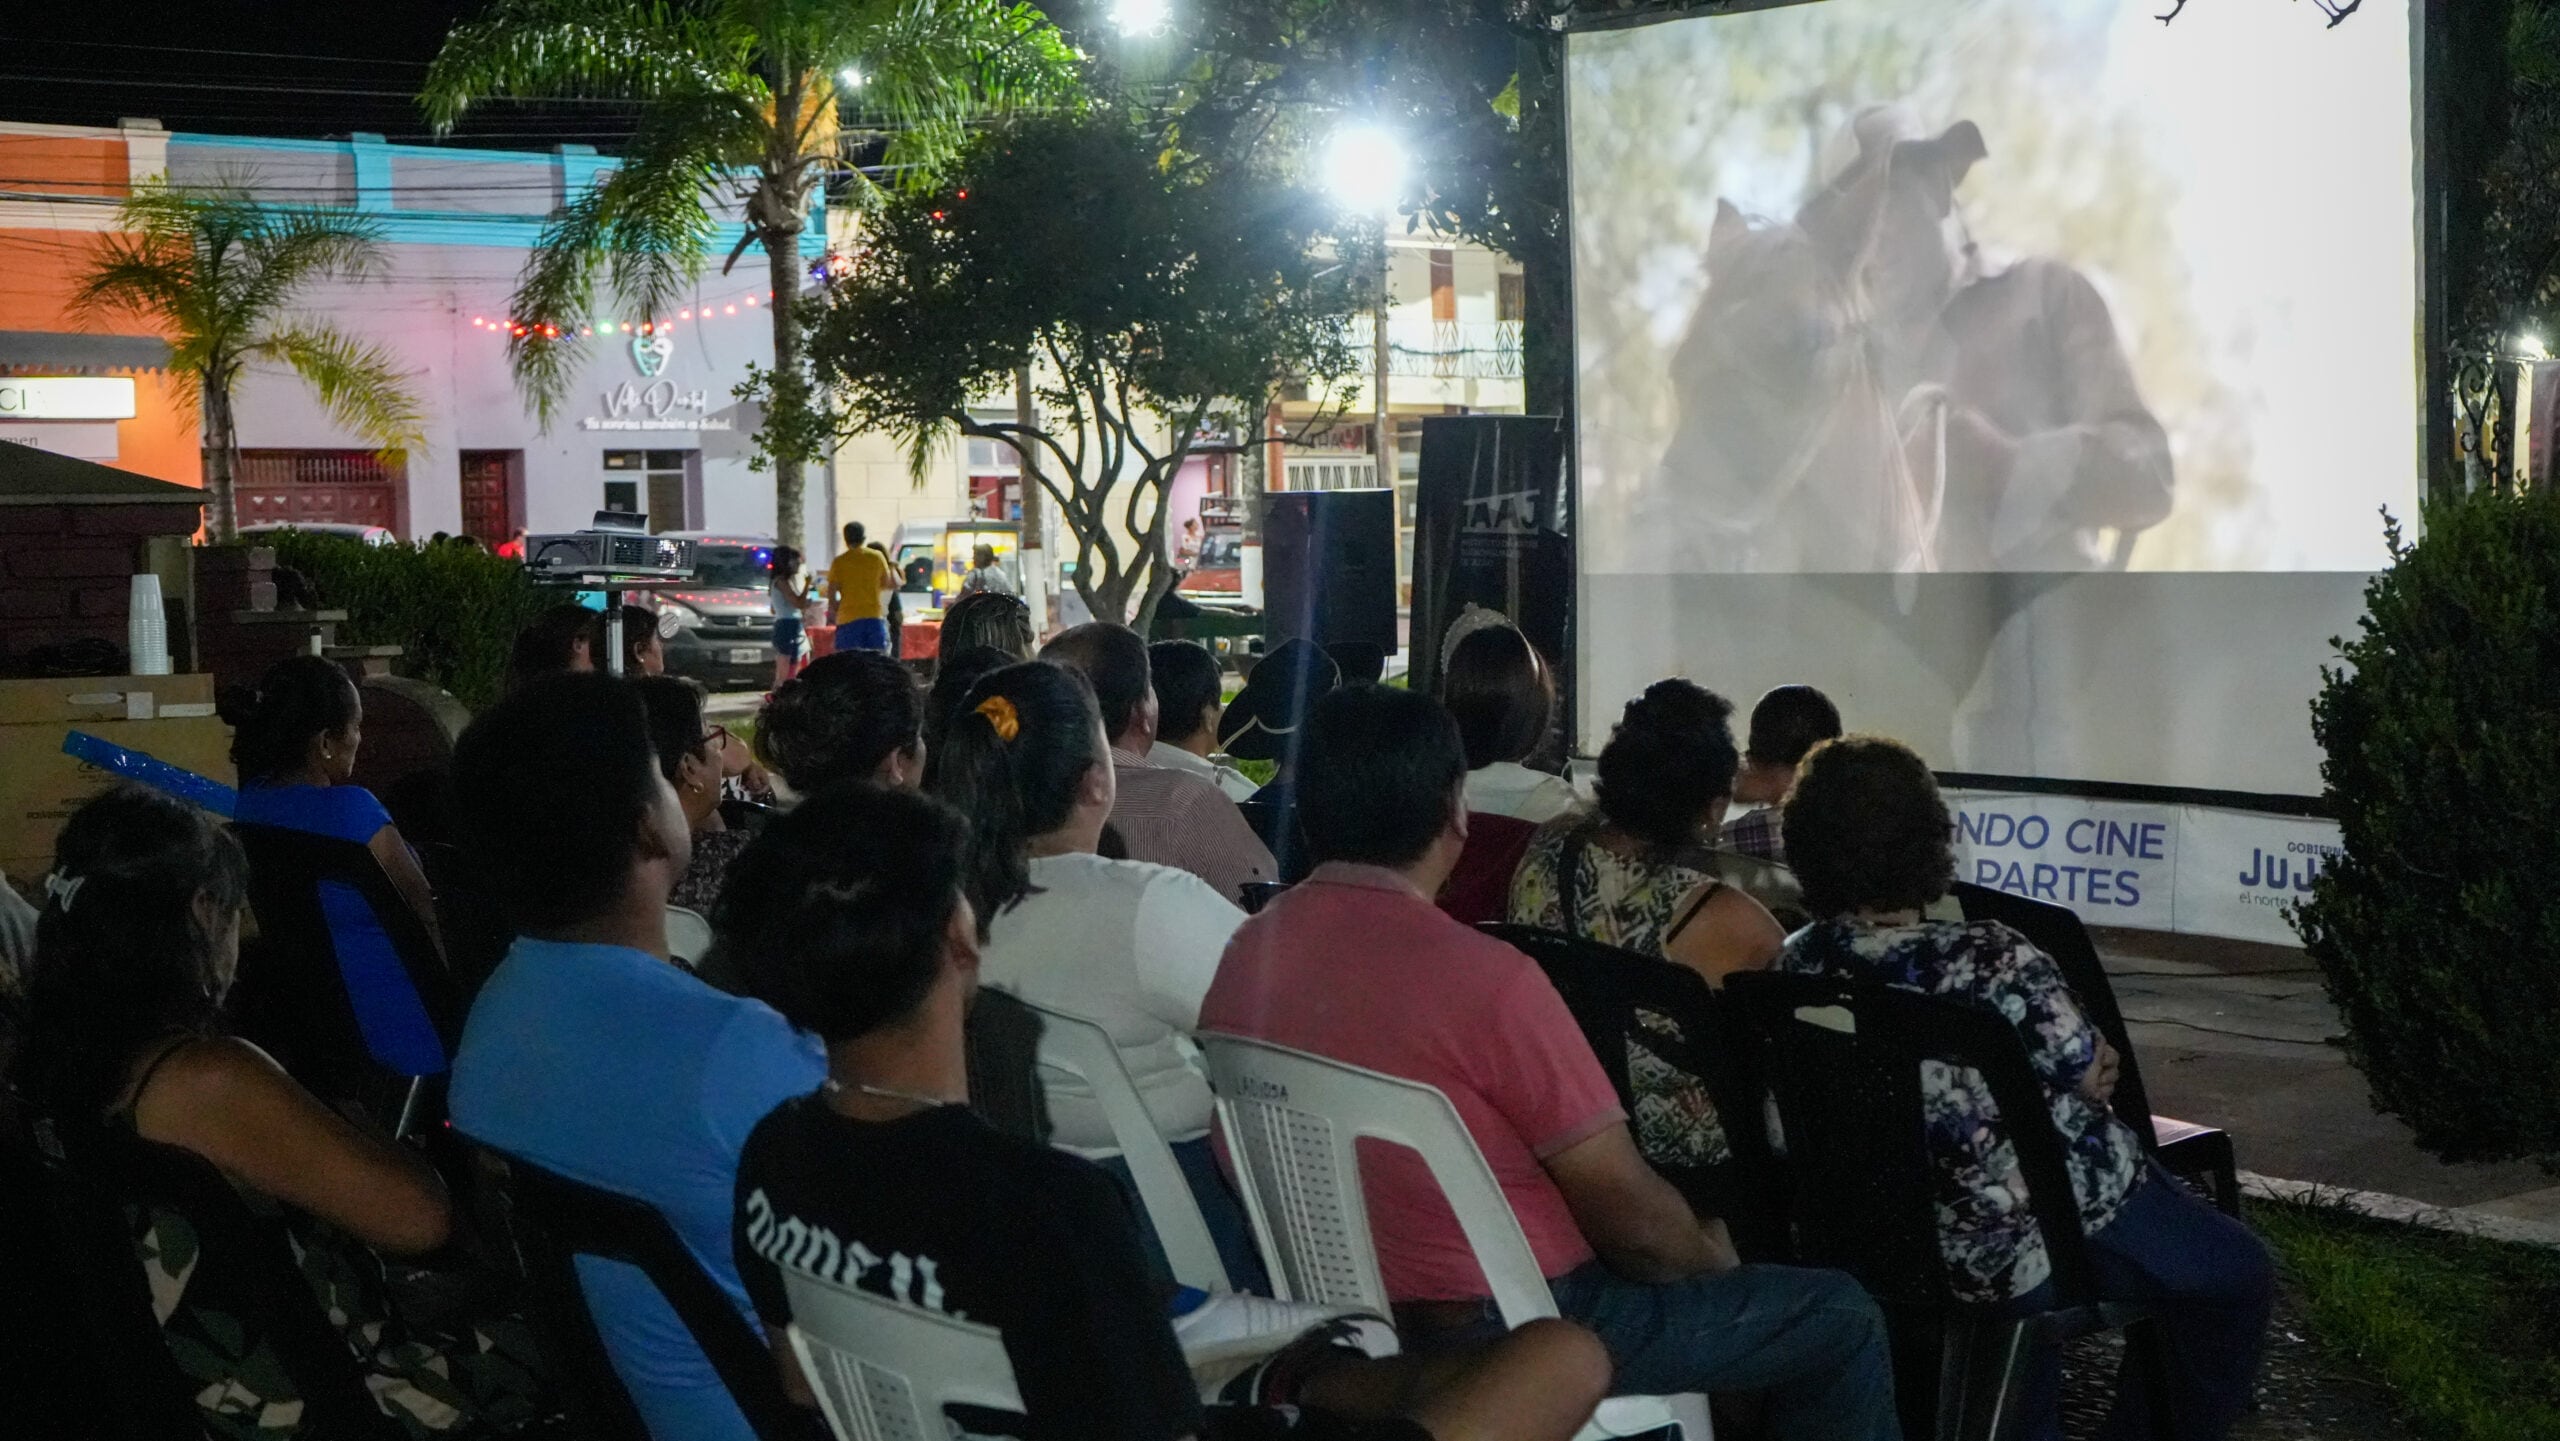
[{"x1": 128, "y1": 571, "x2": 171, "y2": 676}]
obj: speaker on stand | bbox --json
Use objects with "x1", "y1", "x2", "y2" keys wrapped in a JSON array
[{"x1": 1258, "y1": 489, "x2": 1399, "y2": 679}]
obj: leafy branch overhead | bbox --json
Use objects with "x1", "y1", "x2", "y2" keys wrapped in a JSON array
[{"x1": 799, "y1": 111, "x2": 1364, "y2": 628}]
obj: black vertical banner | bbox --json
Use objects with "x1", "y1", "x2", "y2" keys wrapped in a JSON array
[{"x1": 1410, "y1": 415, "x2": 1576, "y2": 748}]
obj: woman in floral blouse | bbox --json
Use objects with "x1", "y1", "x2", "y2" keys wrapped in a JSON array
[{"x1": 1777, "y1": 735, "x2": 2272, "y2": 1441}]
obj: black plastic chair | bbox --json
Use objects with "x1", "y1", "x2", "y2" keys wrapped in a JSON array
[
  {"x1": 1724, "y1": 971, "x2": 2174, "y2": 1441},
  {"x1": 1951, "y1": 882, "x2": 2241, "y2": 1215},
  {"x1": 1479, "y1": 923, "x2": 1787, "y2": 1257},
  {"x1": 231, "y1": 821, "x2": 462, "y2": 1137},
  {"x1": 463, "y1": 1140, "x2": 824, "y2": 1441}
]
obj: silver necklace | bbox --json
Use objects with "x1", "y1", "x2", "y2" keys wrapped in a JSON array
[{"x1": 822, "y1": 1076, "x2": 956, "y2": 1110}]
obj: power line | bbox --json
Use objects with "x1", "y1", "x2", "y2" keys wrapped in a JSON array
[{"x1": 15, "y1": 36, "x2": 433, "y2": 68}]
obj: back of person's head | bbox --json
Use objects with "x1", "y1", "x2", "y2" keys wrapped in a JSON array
[
  {"x1": 633, "y1": 674, "x2": 712, "y2": 782},
  {"x1": 925, "y1": 661, "x2": 1103, "y2": 923},
  {"x1": 1218, "y1": 637, "x2": 1340, "y2": 764},
  {"x1": 1747, "y1": 684, "x2": 1844, "y2": 768},
  {"x1": 507, "y1": 603, "x2": 597, "y2": 689},
  {"x1": 11, "y1": 786, "x2": 247, "y2": 1118},
  {"x1": 452, "y1": 672, "x2": 671, "y2": 933},
  {"x1": 218, "y1": 654, "x2": 358, "y2": 783},
  {"x1": 1299, "y1": 685, "x2": 1467, "y2": 869},
  {"x1": 753, "y1": 650, "x2": 923, "y2": 795},
  {"x1": 843, "y1": 520, "x2": 866, "y2": 548},
  {"x1": 1440, "y1": 624, "x2": 1552, "y2": 771},
  {"x1": 1039, "y1": 622, "x2": 1151, "y2": 741},
  {"x1": 972, "y1": 543, "x2": 997, "y2": 569},
  {"x1": 1147, "y1": 641, "x2": 1224, "y2": 749},
  {"x1": 937, "y1": 591, "x2": 1035, "y2": 662},
  {"x1": 592, "y1": 604, "x2": 660, "y2": 673},
  {"x1": 1783, "y1": 735, "x2": 1954, "y2": 917},
  {"x1": 712, "y1": 783, "x2": 972, "y2": 1042},
  {"x1": 924, "y1": 645, "x2": 1016, "y2": 755},
  {"x1": 1595, "y1": 679, "x2": 1739, "y2": 852}
]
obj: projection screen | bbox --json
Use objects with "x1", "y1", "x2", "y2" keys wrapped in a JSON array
[{"x1": 1568, "y1": 0, "x2": 2419, "y2": 795}]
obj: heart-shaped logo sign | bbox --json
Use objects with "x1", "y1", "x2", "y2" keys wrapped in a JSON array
[{"x1": 631, "y1": 332, "x2": 674, "y2": 377}]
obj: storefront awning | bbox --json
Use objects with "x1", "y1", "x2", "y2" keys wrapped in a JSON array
[{"x1": 0, "y1": 331, "x2": 172, "y2": 375}]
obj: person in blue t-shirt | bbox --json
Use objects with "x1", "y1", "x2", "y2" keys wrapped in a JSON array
[
  {"x1": 445, "y1": 673, "x2": 825, "y2": 1441},
  {"x1": 221, "y1": 655, "x2": 442, "y2": 951}
]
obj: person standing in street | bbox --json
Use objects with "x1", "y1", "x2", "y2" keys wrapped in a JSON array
[{"x1": 823, "y1": 522, "x2": 896, "y2": 655}]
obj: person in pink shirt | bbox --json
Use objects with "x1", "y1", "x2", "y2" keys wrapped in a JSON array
[{"x1": 1202, "y1": 685, "x2": 1897, "y2": 1438}]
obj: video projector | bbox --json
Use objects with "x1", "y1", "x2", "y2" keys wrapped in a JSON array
[{"x1": 527, "y1": 512, "x2": 697, "y2": 580}]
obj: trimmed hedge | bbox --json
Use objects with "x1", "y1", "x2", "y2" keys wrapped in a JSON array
[
  {"x1": 259, "y1": 533, "x2": 548, "y2": 712},
  {"x1": 2295, "y1": 486, "x2": 2560, "y2": 1167}
]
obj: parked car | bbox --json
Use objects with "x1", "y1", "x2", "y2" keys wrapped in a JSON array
[
  {"x1": 239, "y1": 521, "x2": 398, "y2": 548},
  {"x1": 648, "y1": 532, "x2": 779, "y2": 689}
]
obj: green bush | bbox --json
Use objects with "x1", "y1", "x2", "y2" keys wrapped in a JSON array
[
  {"x1": 256, "y1": 533, "x2": 548, "y2": 712},
  {"x1": 2295, "y1": 486, "x2": 2560, "y2": 1167}
]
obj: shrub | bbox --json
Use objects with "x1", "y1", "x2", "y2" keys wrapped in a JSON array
[
  {"x1": 2295, "y1": 487, "x2": 2560, "y2": 1167},
  {"x1": 258, "y1": 533, "x2": 547, "y2": 712}
]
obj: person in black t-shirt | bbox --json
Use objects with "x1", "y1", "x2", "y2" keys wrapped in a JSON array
[{"x1": 725, "y1": 781, "x2": 1614, "y2": 1441}]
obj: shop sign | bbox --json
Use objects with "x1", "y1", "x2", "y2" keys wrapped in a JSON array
[{"x1": 0, "y1": 376, "x2": 135, "y2": 420}]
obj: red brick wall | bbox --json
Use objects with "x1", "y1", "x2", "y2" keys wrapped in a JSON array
[{"x1": 0, "y1": 501, "x2": 204, "y2": 670}]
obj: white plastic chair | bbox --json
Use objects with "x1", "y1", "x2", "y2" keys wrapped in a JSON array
[
  {"x1": 1202, "y1": 1033, "x2": 1712, "y2": 1441},
  {"x1": 664, "y1": 905, "x2": 713, "y2": 967},
  {"x1": 781, "y1": 1269, "x2": 1023, "y2": 1441},
  {"x1": 1024, "y1": 1001, "x2": 1230, "y2": 1293}
]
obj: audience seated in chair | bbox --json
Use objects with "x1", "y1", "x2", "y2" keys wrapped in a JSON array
[
  {"x1": 1775, "y1": 735, "x2": 2272, "y2": 1441},
  {"x1": 595, "y1": 603, "x2": 666, "y2": 676},
  {"x1": 925, "y1": 643, "x2": 1020, "y2": 758},
  {"x1": 1202, "y1": 685, "x2": 1897, "y2": 1437},
  {"x1": 1149, "y1": 639, "x2": 1259, "y2": 801},
  {"x1": 751, "y1": 648, "x2": 926, "y2": 802},
  {"x1": 1219, "y1": 637, "x2": 1341, "y2": 884},
  {"x1": 725, "y1": 781, "x2": 1616, "y2": 1441},
  {"x1": 1719, "y1": 685, "x2": 1841, "y2": 865},
  {"x1": 935, "y1": 589, "x2": 1038, "y2": 664},
  {"x1": 1441, "y1": 624, "x2": 1579, "y2": 826},
  {"x1": 446, "y1": 674, "x2": 827, "y2": 1441},
  {"x1": 222, "y1": 654, "x2": 444, "y2": 955},
  {"x1": 637, "y1": 676, "x2": 755, "y2": 915},
  {"x1": 925, "y1": 659, "x2": 1268, "y2": 1292},
  {"x1": 505, "y1": 602, "x2": 599, "y2": 690},
  {"x1": 9, "y1": 786, "x2": 544, "y2": 1438},
  {"x1": 1043, "y1": 622, "x2": 1276, "y2": 903}
]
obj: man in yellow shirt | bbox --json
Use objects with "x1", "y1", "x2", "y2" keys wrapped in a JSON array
[{"x1": 823, "y1": 521, "x2": 896, "y2": 654}]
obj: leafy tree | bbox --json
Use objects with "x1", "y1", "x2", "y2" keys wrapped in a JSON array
[
  {"x1": 71, "y1": 182, "x2": 424, "y2": 542},
  {"x1": 802, "y1": 112, "x2": 1364, "y2": 628},
  {"x1": 420, "y1": 0, "x2": 1079, "y2": 551}
]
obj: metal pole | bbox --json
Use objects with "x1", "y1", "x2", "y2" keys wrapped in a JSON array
[
  {"x1": 1373, "y1": 238, "x2": 1393, "y2": 487},
  {"x1": 603, "y1": 588, "x2": 624, "y2": 676},
  {"x1": 1015, "y1": 364, "x2": 1050, "y2": 637}
]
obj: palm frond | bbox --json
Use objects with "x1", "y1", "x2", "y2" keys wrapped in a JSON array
[
  {"x1": 832, "y1": 0, "x2": 1082, "y2": 186},
  {"x1": 248, "y1": 324, "x2": 427, "y2": 453},
  {"x1": 421, "y1": 0, "x2": 748, "y2": 130},
  {"x1": 224, "y1": 207, "x2": 393, "y2": 335}
]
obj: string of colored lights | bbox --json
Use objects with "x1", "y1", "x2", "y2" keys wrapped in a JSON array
[{"x1": 467, "y1": 286, "x2": 784, "y2": 340}]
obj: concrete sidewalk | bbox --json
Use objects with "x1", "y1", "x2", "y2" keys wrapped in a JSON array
[{"x1": 2092, "y1": 927, "x2": 2560, "y2": 1231}]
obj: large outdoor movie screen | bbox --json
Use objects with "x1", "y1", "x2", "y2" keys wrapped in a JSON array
[{"x1": 1571, "y1": 0, "x2": 2419, "y2": 578}]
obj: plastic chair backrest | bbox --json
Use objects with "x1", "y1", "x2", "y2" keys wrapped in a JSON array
[
  {"x1": 231, "y1": 822, "x2": 456, "y2": 1100},
  {"x1": 781, "y1": 1270, "x2": 1023, "y2": 1441},
  {"x1": 1438, "y1": 812, "x2": 1540, "y2": 924},
  {"x1": 465, "y1": 1139, "x2": 822, "y2": 1441},
  {"x1": 1024, "y1": 1001, "x2": 1229, "y2": 1292},
  {"x1": 1723, "y1": 972, "x2": 2099, "y2": 1309},
  {"x1": 1949, "y1": 883, "x2": 2160, "y2": 1150},
  {"x1": 1200, "y1": 1033, "x2": 1557, "y2": 1325},
  {"x1": 666, "y1": 905, "x2": 715, "y2": 968}
]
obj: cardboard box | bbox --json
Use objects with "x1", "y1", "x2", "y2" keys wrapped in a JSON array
[
  {"x1": 0, "y1": 714, "x2": 234, "y2": 864},
  {"x1": 0, "y1": 672, "x2": 218, "y2": 726}
]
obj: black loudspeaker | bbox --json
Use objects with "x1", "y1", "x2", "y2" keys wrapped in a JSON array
[{"x1": 1261, "y1": 489, "x2": 1399, "y2": 654}]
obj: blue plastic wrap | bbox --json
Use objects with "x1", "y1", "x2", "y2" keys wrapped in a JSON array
[{"x1": 61, "y1": 730, "x2": 240, "y2": 818}]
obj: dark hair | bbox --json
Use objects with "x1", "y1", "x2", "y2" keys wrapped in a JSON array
[
  {"x1": 452, "y1": 672, "x2": 664, "y2": 932},
  {"x1": 9, "y1": 786, "x2": 248, "y2": 1119},
  {"x1": 1039, "y1": 622, "x2": 1150, "y2": 740},
  {"x1": 842, "y1": 520, "x2": 866, "y2": 547},
  {"x1": 507, "y1": 603, "x2": 597, "y2": 689},
  {"x1": 772, "y1": 544, "x2": 802, "y2": 579},
  {"x1": 217, "y1": 654, "x2": 358, "y2": 783},
  {"x1": 592, "y1": 604, "x2": 660, "y2": 672},
  {"x1": 1148, "y1": 641, "x2": 1223, "y2": 748},
  {"x1": 711, "y1": 783, "x2": 970, "y2": 1042},
  {"x1": 1440, "y1": 625, "x2": 1552, "y2": 771},
  {"x1": 1782, "y1": 735, "x2": 1955, "y2": 917},
  {"x1": 753, "y1": 650, "x2": 923, "y2": 794},
  {"x1": 938, "y1": 591, "x2": 1035, "y2": 663},
  {"x1": 925, "y1": 661, "x2": 1103, "y2": 923},
  {"x1": 1594, "y1": 679, "x2": 1740, "y2": 852},
  {"x1": 925, "y1": 645, "x2": 1016, "y2": 756},
  {"x1": 1299, "y1": 685, "x2": 1467, "y2": 869},
  {"x1": 633, "y1": 674, "x2": 712, "y2": 782},
  {"x1": 1746, "y1": 684, "x2": 1844, "y2": 767}
]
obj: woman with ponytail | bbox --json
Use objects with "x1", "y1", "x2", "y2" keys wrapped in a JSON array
[{"x1": 926, "y1": 660, "x2": 1267, "y2": 1290}]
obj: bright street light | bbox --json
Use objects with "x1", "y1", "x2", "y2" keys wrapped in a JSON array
[
  {"x1": 1110, "y1": 0, "x2": 1171, "y2": 35},
  {"x1": 1323, "y1": 124, "x2": 1407, "y2": 215},
  {"x1": 839, "y1": 66, "x2": 866, "y2": 90}
]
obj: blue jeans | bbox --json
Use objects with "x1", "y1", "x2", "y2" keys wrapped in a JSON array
[
  {"x1": 1098, "y1": 1136, "x2": 1273, "y2": 1297},
  {"x1": 1551, "y1": 1261, "x2": 1899, "y2": 1440},
  {"x1": 2011, "y1": 1163, "x2": 2274, "y2": 1441},
  {"x1": 833, "y1": 617, "x2": 891, "y2": 653},
  {"x1": 771, "y1": 614, "x2": 805, "y2": 661}
]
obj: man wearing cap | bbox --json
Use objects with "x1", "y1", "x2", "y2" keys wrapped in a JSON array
[{"x1": 1218, "y1": 638, "x2": 1341, "y2": 885}]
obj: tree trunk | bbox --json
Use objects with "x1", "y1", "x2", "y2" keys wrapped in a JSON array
[
  {"x1": 765, "y1": 226, "x2": 807, "y2": 553},
  {"x1": 203, "y1": 376, "x2": 240, "y2": 542},
  {"x1": 1514, "y1": 34, "x2": 1574, "y2": 424}
]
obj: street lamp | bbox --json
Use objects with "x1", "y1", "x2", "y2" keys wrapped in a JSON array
[
  {"x1": 1323, "y1": 124, "x2": 1407, "y2": 482},
  {"x1": 839, "y1": 66, "x2": 866, "y2": 90},
  {"x1": 1110, "y1": 0, "x2": 1171, "y2": 36}
]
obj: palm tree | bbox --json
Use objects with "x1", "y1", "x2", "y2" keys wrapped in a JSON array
[
  {"x1": 72, "y1": 181, "x2": 425, "y2": 542},
  {"x1": 421, "y1": 0, "x2": 1079, "y2": 553}
]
